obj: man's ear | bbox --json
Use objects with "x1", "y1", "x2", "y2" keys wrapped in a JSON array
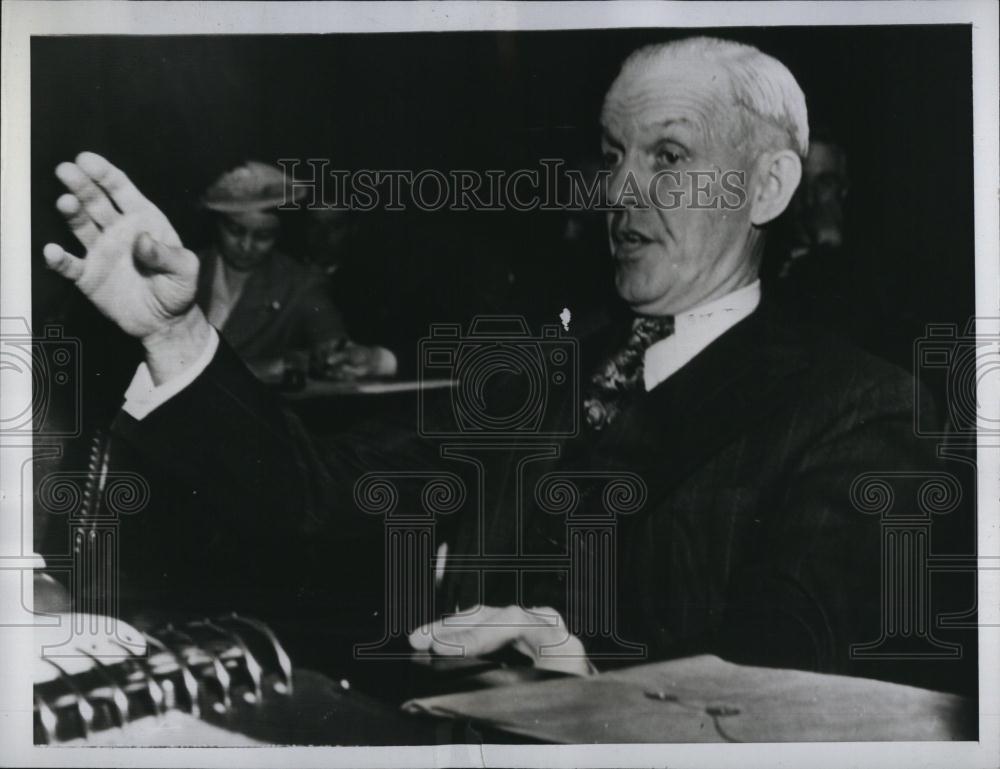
[{"x1": 749, "y1": 149, "x2": 802, "y2": 226}]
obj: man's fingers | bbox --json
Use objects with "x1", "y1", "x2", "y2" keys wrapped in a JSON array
[
  {"x1": 422, "y1": 625, "x2": 519, "y2": 658},
  {"x1": 43, "y1": 243, "x2": 85, "y2": 282},
  {"x1": 409, "y1": 605, "x2": 490, "y2": 653},
  {"x1": 133, "y1": 232, "x2": 186, "y2": 274},
  {"x1": 409, "y1": 606, "x2": 521, "y2": 658},
  {"x1": 408, "y1": 625, "x2": 434, "y2": 651},
  {"x1": 55, "y1": 193, "x2": 101, "y2": 249},
  {"x1": 409, "y1": 605, "x2": 592, "y2": 675},
  {"x1": 55, "y1": 161, "x2": 119, "y2": 229},
  {"x1": 440, "y1": 626, "x2": 520, "y2": 658},
  {"x1": 76, "y1": 152, "x2": 151, "y2": 214}
]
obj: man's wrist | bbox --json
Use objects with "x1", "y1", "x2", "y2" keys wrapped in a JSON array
[
  {"x1": 141, "y1": 308, "x2": 212, "y2": 386},
  {"x1": 123, "y1": 325, "x2": 218, "y2": 420}
]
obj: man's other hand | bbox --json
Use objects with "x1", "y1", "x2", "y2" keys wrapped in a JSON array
[
  {"x1": 44, "y1": 152, "x2": 209, "y2": 385},
  {"x1": 408, "y1": 604, "x2": 593, "y2": 677}
]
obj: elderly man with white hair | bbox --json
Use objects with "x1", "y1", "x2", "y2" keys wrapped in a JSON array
[{"x1": 44, "y1": 37, "x2": 938, "y2": 687}]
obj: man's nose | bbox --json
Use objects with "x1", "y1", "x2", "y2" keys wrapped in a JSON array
[
  {"x1": 606, "y1": 156, "x2": 647, "y2": 210},
  {"x1": 606, "y1": 163, "x2": 627, "y2": 209},
  {"x1": 240, "y1": 235, "x2": 254, "y2": 251}
]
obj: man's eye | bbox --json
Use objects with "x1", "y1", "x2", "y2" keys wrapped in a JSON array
[
  {"x1": 602, "y1": 150, "x2": 620, "y2": 167},
  {"x1": 656, "y1": 148, "x2": 682, "y2": 166}
]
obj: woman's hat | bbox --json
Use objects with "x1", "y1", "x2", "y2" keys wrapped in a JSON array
[{"x1": 201, "y1": 161, "x2": 306, "y2": 213}]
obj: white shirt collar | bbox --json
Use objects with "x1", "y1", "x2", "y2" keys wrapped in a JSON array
[{"x1": 643, "y1": 279, "x2": 761, "y2": 391}]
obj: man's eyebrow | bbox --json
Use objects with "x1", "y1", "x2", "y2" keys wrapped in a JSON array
[{"x1": 650, "y1": 119, "x2": 700, "y2": 148}]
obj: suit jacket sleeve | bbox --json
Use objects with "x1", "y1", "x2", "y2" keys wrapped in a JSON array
[{"x1": 108, "y1": 338, "x2": 438, "y2": 606}]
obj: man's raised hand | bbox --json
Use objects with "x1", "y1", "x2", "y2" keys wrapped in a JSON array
[{"x1": 44, "y1": 152, "x2": 210, "y2": 384}]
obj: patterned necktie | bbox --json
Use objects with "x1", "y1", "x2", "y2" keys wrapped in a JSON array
[{"x1": 583, "y1": 315, "x2": 675, "y2": 430}]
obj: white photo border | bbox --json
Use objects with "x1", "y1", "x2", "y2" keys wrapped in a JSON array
[{"x1": 2, "y1": 2, "x2": 997, "y2": 768}]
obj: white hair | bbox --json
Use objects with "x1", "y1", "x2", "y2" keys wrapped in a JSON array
[{"x1": 614, "y1": 37, "x2": 810, "y2": 158}]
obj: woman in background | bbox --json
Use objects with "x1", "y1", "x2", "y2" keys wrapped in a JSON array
[{"x1": 199, "y1": 161, "x2": 397, "y2": 381}]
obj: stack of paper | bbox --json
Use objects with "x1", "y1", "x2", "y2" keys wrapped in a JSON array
[{"x1": 403, "y1": 654, "x2": 975, "y2": 743}]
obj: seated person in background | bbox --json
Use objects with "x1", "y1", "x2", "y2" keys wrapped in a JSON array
[
  {"x1": 200, "y1": 161, "x2": 398, "y2": 380},
  {"x1": 761, "y1": 130, "x2": 904, "y2": 363},
  {"x1": 762, "y1": 129, "x2": 854, "y2": 318},
  {"x1": 785, "y1": 130, "x2": 850, "y2": 260}
]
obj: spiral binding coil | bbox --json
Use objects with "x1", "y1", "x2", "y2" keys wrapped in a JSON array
[{"x1": 33, "y1": 613, "x2": 293, "y2": 744}]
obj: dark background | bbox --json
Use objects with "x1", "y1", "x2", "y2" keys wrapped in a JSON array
[{"x1": 32, "y1": 26, "x2": 975, "y2": 361}]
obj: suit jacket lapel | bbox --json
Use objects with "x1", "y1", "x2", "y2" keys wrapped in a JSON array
[
  {"x1": 221, "y1": 264, "x2": 272, "y2": 350},
  {"x1": 587, "y1": 303, "x2": 812, "y2": 502}
]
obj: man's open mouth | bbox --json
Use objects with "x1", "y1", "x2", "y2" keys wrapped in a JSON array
[{"x1": 614, "y1": 227, "x2": 654, "y2": 256}]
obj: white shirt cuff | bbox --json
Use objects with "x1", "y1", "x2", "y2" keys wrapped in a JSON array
[{"x1": 122, "y1": 328, "x2": 220, "y2": 420}]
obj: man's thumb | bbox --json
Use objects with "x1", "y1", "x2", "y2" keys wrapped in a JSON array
[{"x1": 134, "y1": 231, "x2": 187, "y2": 273}]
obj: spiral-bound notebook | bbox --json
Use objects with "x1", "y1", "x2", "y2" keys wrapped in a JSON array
[
  {"x1": 33, "y1": 612, "x2": 302, "y2": 745},
  {"x1": 32, "y1": 611, "x2": 441, "y2": 747}
]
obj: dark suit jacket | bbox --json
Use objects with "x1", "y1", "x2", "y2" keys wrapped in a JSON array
[{"x1": 108, "y1": 299, "x2": 949, "y2": 687}]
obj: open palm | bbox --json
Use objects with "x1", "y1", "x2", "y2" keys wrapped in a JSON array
[{"x1": 44, "y1": 152, "x2": 200, "y2": 340}]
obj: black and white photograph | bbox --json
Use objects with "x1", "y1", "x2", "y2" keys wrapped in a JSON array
[{"x1": 1, "y1": 2, "x2": 998, "y2": 767}]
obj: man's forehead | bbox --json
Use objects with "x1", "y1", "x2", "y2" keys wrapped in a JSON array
[{"x1": 601, "y1": 56, "x2": 733, "y2": 131}]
